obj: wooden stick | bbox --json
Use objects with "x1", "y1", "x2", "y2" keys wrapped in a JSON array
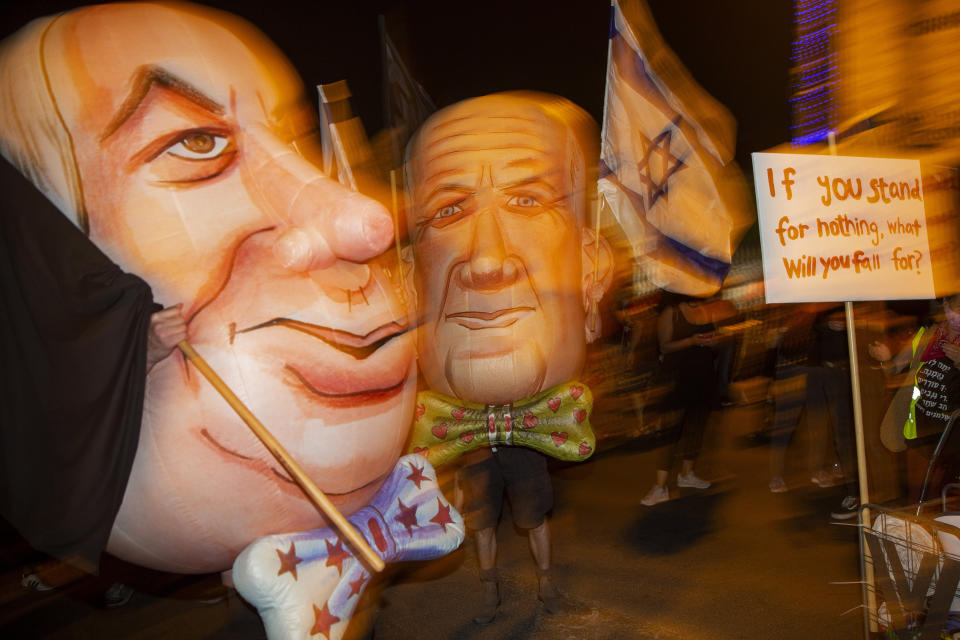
[
  {"x1": 177, "y1": 341, "x2": 385, "y2": 573},
  {"x1": 828, "y1": 132, "x2": 877, "y2": 637},
  {"x1": 390, "y1": 169, "x2": 407, "y2": 304}
]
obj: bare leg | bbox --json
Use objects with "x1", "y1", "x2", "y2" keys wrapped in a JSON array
[
  {"x1": 681, "y1": 459, "x2": 694, "y2": 476},
  {"x1": 475, "y1": 526, "x2": 497, "y2": 571},
  {"x1": 529, "y1": 519, "x2": 564, "y2": 612},
  {"x1": 474, "y1": 527, "x2": 499, "y2": 624},
  {"x1": 655, "y1": 468, "x2": 669, "y2": 488},
  {"x1": 528, "y1": 520, "x2": 551, "y2": 571}
]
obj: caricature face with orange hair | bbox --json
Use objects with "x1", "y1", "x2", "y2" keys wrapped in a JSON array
[{"x1": 17, "y1": 3, "x2": 416, "y2": 572}]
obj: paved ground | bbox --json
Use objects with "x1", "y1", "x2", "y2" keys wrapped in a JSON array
[
  {"x1": 1, "y1": 402, "x2": 869, "y2": 639},
  {"x1": 374, "y1": 401, "x2": 864, "y2": 640}
]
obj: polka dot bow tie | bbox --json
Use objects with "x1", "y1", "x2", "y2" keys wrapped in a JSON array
[
  {"x1": 408, "y1": 381, "x2": 596, "y2": 467},
  {"x1": 232, "y1": 454, "x2": 464, "y2": 640}
]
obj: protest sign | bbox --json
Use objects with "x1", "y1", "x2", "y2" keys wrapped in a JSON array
[{"x1": 752, "y1": 152, "x2": 933, "y2": 302}]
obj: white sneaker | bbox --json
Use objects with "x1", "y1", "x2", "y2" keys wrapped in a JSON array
[
  {"x1": 21, "y1": 571, "x2": 53, "y2": 592},
  {"x1": 769, "y1": 476, "x2": 788, "y2": 493},
  {"x1": 677, "y1": 471, "x2": 711, "y2": 489},
  {"x1": 641, "y1": 485, "x2": 669, "y2": 506},
  {"x1": 810, "y1": 469, "x2": 835, "y2": 488}
]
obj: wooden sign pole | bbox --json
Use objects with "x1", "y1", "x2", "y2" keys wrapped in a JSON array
[{"x1": 827, "y1": 133, "x2": 877, "y2": 638}]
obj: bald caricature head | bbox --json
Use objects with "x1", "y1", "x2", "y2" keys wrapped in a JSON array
[
  {"x1": 406, "y1": 92, "x2": 611, "y2": 406},
  {"x1": 0, "y1": 2, "x2": 415, "y2": 572}
]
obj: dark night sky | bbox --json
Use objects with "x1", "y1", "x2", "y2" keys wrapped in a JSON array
[{"x1": 1, "y1": 0, "x2": 793, "y2": 171}]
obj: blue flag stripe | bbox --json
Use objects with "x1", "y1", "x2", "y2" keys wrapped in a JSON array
[{"x1": 601, "y1": 171, "x2": 730, "y2": 281}]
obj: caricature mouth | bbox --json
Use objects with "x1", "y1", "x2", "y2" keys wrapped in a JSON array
[
  {"x1": 446, "y1": 307, "x2": 535, "y2": 329},
  {"x1": 284, "y1": 364, "x2": 407, "y2": 406},
  {"x1": 237, "y1": 318, "x2": 408, "y2": 360},
  {"x1": 233, "y1": 317, "x2": 414, "y2": 404}
]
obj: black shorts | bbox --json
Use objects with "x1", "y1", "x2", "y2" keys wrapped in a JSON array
[{"x1": 457, "y1": 447, "x2": 553, "y2": 531}]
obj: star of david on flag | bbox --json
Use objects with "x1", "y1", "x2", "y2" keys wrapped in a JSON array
[{"x1": 599, "y1": 0, "x2": 752, "y2": 297}]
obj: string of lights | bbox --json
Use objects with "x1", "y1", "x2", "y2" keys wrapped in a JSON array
[{"x1": 790, "y1": 0, "x2": 838, "y2": 146}]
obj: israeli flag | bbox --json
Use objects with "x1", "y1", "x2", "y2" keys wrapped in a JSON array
[{"x1": 599, "y1": 0, "x2": 752, "y2": 296}]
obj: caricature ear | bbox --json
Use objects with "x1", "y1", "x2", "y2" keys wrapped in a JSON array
[{"x1": 581, "y1": 228, "x2": 614, "y2": 343}]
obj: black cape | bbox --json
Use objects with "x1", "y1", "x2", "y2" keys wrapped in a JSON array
[{"x1": 0, "y1": 157, "x2": 156, "y2": 571}]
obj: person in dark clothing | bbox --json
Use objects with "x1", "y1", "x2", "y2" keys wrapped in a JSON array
[
  {"x1": 767, "y1": 304, "x2": 818, "y2": 494},
  {"x1": 641, "y1": 292, "x2": 726, "y2": 506},
  {"x1": 767, "y1": 304, "x2": 858, "y2": 519}
]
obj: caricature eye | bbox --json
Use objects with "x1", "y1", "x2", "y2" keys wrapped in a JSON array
[
  {"x1": 507, "y1": 195, "x2": 542, "y2": 209},
  {"x1": 147, "y1": 129, "x2": 237, "y2": 184},
  {"x1": 419, "y1": 196, "x2": 470, "y2": 232},
  {"x1": 165, "y1": 132, "x2": 231, "y2": 159},
  {"x1": 436, "y1": 203, "x2": 464, "y2": 218}
]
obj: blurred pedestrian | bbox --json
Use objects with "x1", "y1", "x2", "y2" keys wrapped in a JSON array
[{"x1": 641, "y1": 292, "x2": 728, "y2": 505}]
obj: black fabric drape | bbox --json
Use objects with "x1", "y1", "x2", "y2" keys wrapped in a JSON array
[{"x1": 0, "y1": 157, "x2": 156, "y2": 571}]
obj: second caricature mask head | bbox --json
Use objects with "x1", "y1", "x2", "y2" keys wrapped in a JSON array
[{"x1": 406, "y1": 92, "x2": 612, "y2": 406}]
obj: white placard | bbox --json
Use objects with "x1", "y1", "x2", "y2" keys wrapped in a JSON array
[{"x1": 752, "y1": 152, "x2": 933, "y2": 303}]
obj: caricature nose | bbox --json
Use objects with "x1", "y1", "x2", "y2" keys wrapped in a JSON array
[
  {"x1": 461, "y1": 210, "x2": 518, "y2": 290},
  {"x1": 244, "y1": 124, "x2": 393, "y2": 271}
]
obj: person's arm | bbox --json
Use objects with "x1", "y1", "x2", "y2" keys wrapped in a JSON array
[{"x1": 869, "y1": 338, "x2": 912, "y2": 376}]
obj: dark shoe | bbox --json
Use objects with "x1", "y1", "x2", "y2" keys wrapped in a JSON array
[
  {"x1": 104, "y1": 582, "x2": 134, "y2": 608},
  {"x1": 473, "y1": 569, "x2": 499, "y2": 625},
  {"x1": 537, "y1": 570, "x2": 565, "y2": 614},
  {"x1": 831, "y1": 496, "x2": 859, "y2": 521}
]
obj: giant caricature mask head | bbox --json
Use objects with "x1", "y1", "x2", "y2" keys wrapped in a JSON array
[
  {"x1": 407, "y1": 93, "x2": 611, "y2": 406},
  {"x1": 0, "y1": 3, "x2": 415, "y2": 572}
]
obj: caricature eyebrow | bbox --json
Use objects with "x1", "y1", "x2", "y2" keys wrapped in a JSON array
[
  {"x1": 421, "y1": 171, "x2": 559, "y2": 205},
  {"x1": 100, "y1": 65, "x2": 226, "y2": 141},
  {"x1": 504, "y1": 157, "x2": 544, "y2": 169},
  {"x1": 422, "y1": 183, "x2": 474, "y2": 204},
  {"x1": 499, "y1": 175, "x2": 559, "y2": 194}
]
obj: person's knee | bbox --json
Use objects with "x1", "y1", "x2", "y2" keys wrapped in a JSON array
[
  {"x1": 528, "y1": 519, "x2": 549, "y2": 537},
  {"x1": 475, "y1": 526, "x2": 497, "y2": 545}
]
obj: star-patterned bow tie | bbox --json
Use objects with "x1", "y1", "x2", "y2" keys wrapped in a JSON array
[
  {"x1": 232, "y1": 454, "x2": 464, "y2": 640},
  {"x1": 408, "y1": 381, "x2": 596, "y2": 467}
]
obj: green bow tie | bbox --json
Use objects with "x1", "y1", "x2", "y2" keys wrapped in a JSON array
[{"x1": 408, "y1": 381, "x2": 596, "y2": 467}]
